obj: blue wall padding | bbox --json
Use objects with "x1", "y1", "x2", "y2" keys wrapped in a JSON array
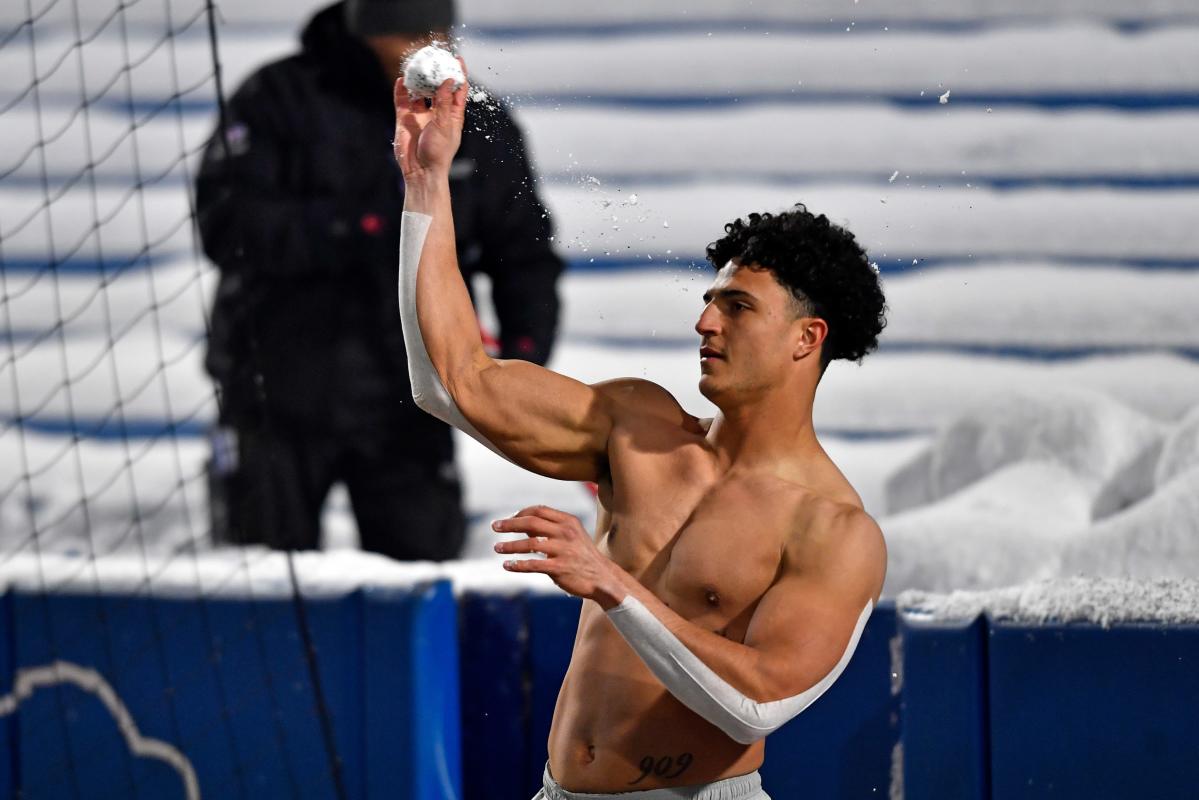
[
  {"x1": 364, "y1": 582, "x2": 462, "y2": 800},
  {"x1": 0, "y1": 582, "x2": 461, "y2": 800},
  {"x1": 987, "y1": 622, "x2": 1199, "y2": 800},
  {"x1": 899, "y1": 613, "x2": 990, "y2": 800},
  {"x1": 523, "y1": 594, "x2": 582, "y2": 794},
  {"x1": 292, "y1": 591, "x2": 364, "y2": 800},
  {"x1": 459, "y1": 592, "x2": 529, "y2": 800},
  {"x1": 0, "y1": 592, "x2": 15, "y2": 797},
  {"x1": 758, "y1": 602, "x2": 899, "y2": 798}
]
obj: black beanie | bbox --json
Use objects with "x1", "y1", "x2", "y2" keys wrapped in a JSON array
[{"x1": 344, "y1": 0, "x2": 455, "y2": 35}]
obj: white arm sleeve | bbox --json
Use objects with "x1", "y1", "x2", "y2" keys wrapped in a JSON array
[
  {"x1": 606, "y1": 595, "x2": 874, "y2": 745},
  {"x1": 398, "y1": 211, "x2": 509, "y2": 461}
]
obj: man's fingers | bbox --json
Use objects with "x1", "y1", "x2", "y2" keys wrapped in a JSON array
[
  {"x1": 394, "y1": 76, "x2": 411, "y2": 108},
  {"x1": 453, "y1": 57, "x2": 470, "y2": 107},
  {"x1": 432, "y1": 78, "x2": 463, "y2": 127},
  {"x1": 512, "y1": 505, "x2": 572, "y2": 523},
  {"x1": 492, "y1": 515, "x2": 559, "y2": 538},
  {"x1": 503, "y1": 558, "x2": 555, "y2": 575},
  {"x1": 494, "y1": 537, "x2": 557, "y2": 556}
]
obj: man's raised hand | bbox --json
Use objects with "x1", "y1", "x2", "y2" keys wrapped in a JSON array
[{"x1": 392, "y1": 60, "x2": 469, "y2": 181}]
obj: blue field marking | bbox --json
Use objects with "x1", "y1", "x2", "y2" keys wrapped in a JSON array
[
  {"x1": 559, "y1": 334, "x2": 1199, "y2": 362},
  {"x1": 4, "y1": 252, "x2": 1199, "y2": 278},
  {"x1": 0, "y1": 252, "x2": 188, "y2": 273},
  {"x1": 5, "y1": 416, "x2": 211, "y2": 439},
  {"x1": 0, "y1": 416, "x2": 930, "y2": 442},
  {"x1": 516, "y1": 91, "x2": 1199, "y2": 111},
  {"x1": 10, "y1": 171, "x2": 1199, "y2": 192},
  {"x1": 564, "y1": 254, "x2": 1199, "y2": 274},
  {"x1": 19, "y1": 87, "x2": 1196, "y2": 118}
]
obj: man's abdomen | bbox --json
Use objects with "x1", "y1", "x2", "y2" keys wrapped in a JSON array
[{"x1": 546, "y1": 605, "x2": 763, "y2": 793}]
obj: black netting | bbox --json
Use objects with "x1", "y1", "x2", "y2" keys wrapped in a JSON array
[{"x1": 0, "y1": 2, "x2": 345, "y2": 796}]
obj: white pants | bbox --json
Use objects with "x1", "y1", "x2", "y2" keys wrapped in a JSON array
[{"x1": 532, "y1": 764, "x2": 771, "y2": 800}]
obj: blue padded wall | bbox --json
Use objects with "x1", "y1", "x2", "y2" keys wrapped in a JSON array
[
  {"x1": 459, "y1": 592, "x2": 529, "y2": 800},
  {"x1": 899, "y1": 614, "x2": 990, "y2": 800},
  {"x1": 987, "y1": 622, "x2": 1199, "y2": 800},
  {"x1": 758, "y1": 602, "x2": 899, "y2": 799},
  {"x1": 524, "y1": 594, "x2": 582, "y2": 794},
  {"x1": 364, "y1": 582, "x2": 462, "y2": 800},
  {"x1": 0, "y1": 581, "x2": 461, "y2": 800}
]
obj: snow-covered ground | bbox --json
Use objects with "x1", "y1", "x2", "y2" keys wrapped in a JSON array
[{"x1": 2, "y1": 1, "x2": 1197, "y2": 603}]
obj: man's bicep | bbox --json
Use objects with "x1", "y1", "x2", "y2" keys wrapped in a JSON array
[
  {"x1": 452, "y1": 358, "x2": 614, "y2": 480},
  {"x1": 744, "y1": 524, "x2": 884, "y2": 700}
]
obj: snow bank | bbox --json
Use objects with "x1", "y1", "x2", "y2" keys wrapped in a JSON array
[
  {"x1": 0, "y1": 185, "x2": 194, "y2": 261},
  {"x1": 0, "y1": 431, "x2": 210, "y2": 558},
  {"x1": 882, "y1": 395, "x2": 1199, "y2": 597},
  {"x1": 881, "y1": 461, "x2": 1092, "y2": 596},
  {"x1": 542, "y1": 182, "x2": 1199, "y2": 264},
  {"x1": 518, "y1": 106, "x2": 1199, "y2": 183},
  {"x1": 7, "y1": 25, "x2": 1199, "y2": 110},
  {"x1": 885, "y1": 388, "x2": 1165, "y2": 517},
  {"x1": 2, "y1": 258, "x2": 215, "y2": 339},
  {"x1": 1154, "y1": 403, "x2": 1199, "y2": 488},
  {"x1": 453, "y1": 27, "x2": 1199, "y2": 98},
  {"x1": 0, "y1": 548, "x2": 563, "y2": 599},
  {"x1": 811, "y1": 351, "x2": 1199, "y2": 431},
  {"x1": 15, "y1": 260, "x2": 1199, "y2": 394},
  {"x1": 558, "y1": 263, "x2": 1199, "y2": 351},
  {"x1": 9, "y1": 181, "x2": 1199, "y2": 265},
  {"x1": 1059, "y1": 466, "x2": 1199, "y2": 580},
  {"x1": 0, "y1": 328, "x2": 214, "y2": 424},
  {"x1": 1, "y1": 108, "x2": 212, "y2": 186},
  {"x1": 898, "y1": 576, "x2": 1199, "y2": 626},
  {"x1": 15, "y1": 106, "x2": 1199, "y2": 185}
]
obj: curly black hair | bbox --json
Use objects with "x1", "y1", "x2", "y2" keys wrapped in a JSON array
[{"x1": 706, "y1": 204, "x2": 887, "y2": 366}]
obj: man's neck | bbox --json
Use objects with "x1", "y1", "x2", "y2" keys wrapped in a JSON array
[{"x1": 707, "y1": 387, "x2": 822, "y2": 475}]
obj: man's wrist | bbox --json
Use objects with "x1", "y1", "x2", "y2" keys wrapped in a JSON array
[
  {"x1": 402, "y1": 172, "x2": 451, "y2": 212},
  {"x1": 592, "y1": 564, "x2": 631, "y2": 611}
]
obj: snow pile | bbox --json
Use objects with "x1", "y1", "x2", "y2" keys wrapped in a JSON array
[
  {"x1": 885, "y1": 387, "x2": 1166, "y2": 517},
  {"x1": 0, "y1": 548, "x2": 562, "y2": 599},
  {"x1": 1059, "y1": 465, "x2": 1199, "y2": 580},
  {"x1": 1154, "y1": 404, "x2": 1199, "y2": 488},
  {"x1": 882, "y1": 393, "x2": 1199, "y2": 597},
  {"x1": 898, "y1": 576, "x2": 1199, "y2": 627},
  {"x1": 881, "y1": 462, "x2": 1091, "y2": 595}
]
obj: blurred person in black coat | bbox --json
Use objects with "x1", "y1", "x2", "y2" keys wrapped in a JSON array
[{"x1": 196, "y1": 0, "x2": 563, "y2": 560}]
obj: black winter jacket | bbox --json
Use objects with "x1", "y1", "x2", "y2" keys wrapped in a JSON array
[{"x1": 196, "y1": 3, "x2": 562, "y2": 454}]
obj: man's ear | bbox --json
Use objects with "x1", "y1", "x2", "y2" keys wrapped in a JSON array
[{"x1": 794, "y1": 317, "x2": 828, "y2": 361}]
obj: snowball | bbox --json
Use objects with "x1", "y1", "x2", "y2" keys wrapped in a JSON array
[{"x1": 402, "y1": 43, "x2": 466, "y2": 100}]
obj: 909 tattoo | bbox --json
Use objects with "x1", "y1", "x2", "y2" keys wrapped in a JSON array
[{"x1": 628, "y1": 752, "x2": 694, "y2": 784}]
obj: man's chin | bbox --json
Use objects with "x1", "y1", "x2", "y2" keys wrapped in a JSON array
[{"x1": 698, "y1": 374, "x2": 721, "y2": 402}]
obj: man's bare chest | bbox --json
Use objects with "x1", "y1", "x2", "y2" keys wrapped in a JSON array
[{"x1": 598, "y1": 452, "x2": 789, "y2": 632}]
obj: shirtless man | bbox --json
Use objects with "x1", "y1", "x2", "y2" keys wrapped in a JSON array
[{"x1": 393, "y1": 68, "x2": 888, "y2": 799}]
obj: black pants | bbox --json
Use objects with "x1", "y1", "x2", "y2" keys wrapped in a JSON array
[{"x1": 208, "y1": 421, "x2": 465, "y2": 561}]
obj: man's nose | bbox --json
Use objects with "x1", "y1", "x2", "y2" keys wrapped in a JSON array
[{"x1": 695, "y1": 304, "x2": 720, "y2": 337}]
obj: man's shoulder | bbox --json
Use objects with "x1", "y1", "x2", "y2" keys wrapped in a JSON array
[
  {"x1": 786, "y1": 495, "x2": 886, "y2": 595},
  {"x1": 592, "y1": 378, "x2": 702, "y2": 430}
]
